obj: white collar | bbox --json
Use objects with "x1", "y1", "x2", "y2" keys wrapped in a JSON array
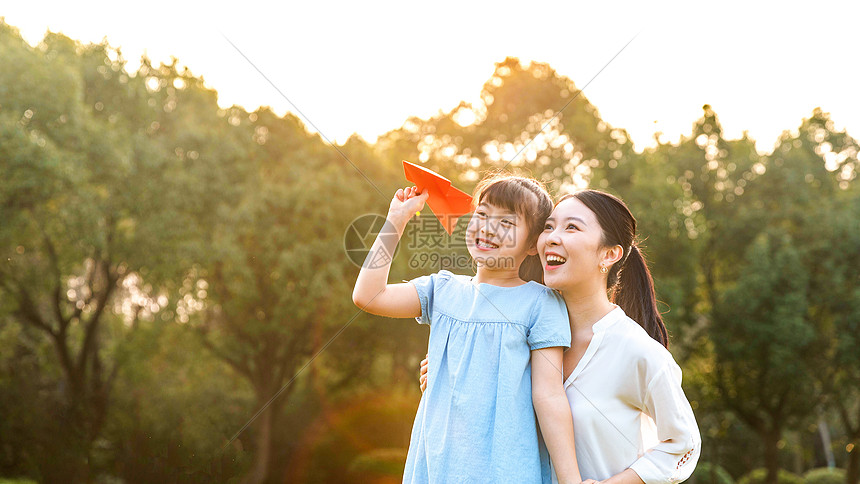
[{"x1": 592, "y1": 305, "x2": 623, "y2": 334}]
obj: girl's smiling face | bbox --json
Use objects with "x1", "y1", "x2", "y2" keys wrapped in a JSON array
[
  {"x1": 537, "y1": 197, "x2": 607, "y2": 290},
  {"x1": 465, "y1": 201, "x2": 536, "y2": 272}
]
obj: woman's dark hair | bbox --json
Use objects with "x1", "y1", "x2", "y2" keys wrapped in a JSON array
[
  {"x1": 557, "y1": 190, "x2": 669, "y2": 347},
  {"x1": 473, "y1": 174, "x2": 553, "y2": 284}
]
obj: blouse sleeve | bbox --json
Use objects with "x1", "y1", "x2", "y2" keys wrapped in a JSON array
[
  {"x1": 629, "y1": 361, "x2": 701, "y2": 484},
  {"x1": 409, "y1": 272, "x2": 438, "y2": 325},
  {"x1": 526, "y1": 288, "x2": 571, "y2": 350}
]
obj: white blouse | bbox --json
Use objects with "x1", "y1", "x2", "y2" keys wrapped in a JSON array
[{"x1": 551, "y1": 306, "x2": 701, "y2": 484}]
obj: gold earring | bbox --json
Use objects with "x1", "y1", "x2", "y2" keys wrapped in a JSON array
[{"x1": 600, "y1": 265, "x2": 608, "y2": 274}]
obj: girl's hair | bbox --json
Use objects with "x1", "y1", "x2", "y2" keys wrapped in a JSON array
[
  {"x1": 557, "y1": 190, "x2": 669, "y2": 348},
  {"x1": 472, "y1": 174, "x2": 553, "y2": 284}
]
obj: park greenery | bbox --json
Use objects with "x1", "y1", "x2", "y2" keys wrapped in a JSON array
[{"x1": 1, "y1": 19, "x2": 859, "y2": 484}]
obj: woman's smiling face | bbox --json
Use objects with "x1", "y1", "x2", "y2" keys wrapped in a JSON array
[{"x1": 537, "y1": 197, "x2": 606, "y2": 290}]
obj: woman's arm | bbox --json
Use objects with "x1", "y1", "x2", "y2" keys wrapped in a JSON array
[
  {"x1": 532, "y1": 346, "x2": 581, "y2": 484},
  {"x1": 352, "y1": 187, "x2": 428, "y2": 318},
  {"x1": 581, "y1": 468, "x2": 645, "y2": 484},
  {"x1": 626, "y1": 362, "x2": 701, "y2": 484}
]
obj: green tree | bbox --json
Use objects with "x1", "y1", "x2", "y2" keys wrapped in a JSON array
[
  {"x1": 798, "y1": 114, "x2": 860, "y2": 484},
  {"x1": 823, "y1": 198, "x2": 860, "y2": 483},
  {"x1": 0, "y1": 23, "x2": 207, "y2": 481},
  {"x1": 376, "y1": 57, "x2": 634, "y2": 194},
  {"x1": 704, "y1": 110, "x2": 854, "y2": 484},
  {"x1": 188, "y1": 105, "x2": 402, "y2": 483},
  {"x1": 103, "y1": 319, "x2": 250, "y2": 482},
  {"x1": 710, "y1": 232, "x2": 819, "y2": 482}
]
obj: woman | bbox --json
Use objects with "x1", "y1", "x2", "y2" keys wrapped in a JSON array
[{"x1": 420, "y1": 189, "x2": 701, "y2": 484}]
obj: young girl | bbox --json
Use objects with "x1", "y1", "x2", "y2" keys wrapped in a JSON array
[{"x1": 352, "y1": 175, "x2": 581, "y2": 484}]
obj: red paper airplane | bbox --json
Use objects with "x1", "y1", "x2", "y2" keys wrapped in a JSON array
[{"x1": 403, "y1": 160, "x2": 473, "y2": 235}]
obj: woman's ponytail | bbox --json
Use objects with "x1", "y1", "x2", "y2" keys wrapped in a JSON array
[
  {"x1": 567, "y1": 190, "x2": 669, "y2": 348},
  {"x1": 614, "y1": 245, "x2": 668, "y2": 348}
]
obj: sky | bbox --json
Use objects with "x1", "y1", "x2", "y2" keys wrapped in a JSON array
[{"x1": 3, "y1": 1, "x2": 859, "y2": 154}]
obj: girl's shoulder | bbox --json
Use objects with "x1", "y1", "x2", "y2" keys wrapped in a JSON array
[
  {"x1": 432, "y1": 269, "x2": 469, "y2": 285},
  {"x1": 528, "y1": 281, "x2": 561, "y2": 295},
  {"x1": 435, "y1": 269, "x2": 459, "y2": 279},
  {"x1": 524, "y1": 283, "x2": 568, "y2": 321},
  {"x1": 525, "y1": 281, "x2": 565, "y2": 304},
  {"x1": 416, "y1": 270, "x2": 471, "y2": 293},
  {"x1": 430, "y1": 271, "x2": 552, "y2": 292}
]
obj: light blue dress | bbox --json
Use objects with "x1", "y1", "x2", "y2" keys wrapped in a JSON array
[{"x1": 403, "y1": 270, "x2": 571, "y2": 484}]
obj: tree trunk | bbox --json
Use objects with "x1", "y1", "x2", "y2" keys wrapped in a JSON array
[
  {"x1": 762, "y1": 427, "x2": 781, "y2": 484},
  {"x1": 242, "y1": 398, "x2": 274, "y2": 484},
  {"x1": 847, "y1": 440, "x2": 859, "y2": 484},
  {"x1": 818, "y1": 418, "x2": 835, "y2": 468}
]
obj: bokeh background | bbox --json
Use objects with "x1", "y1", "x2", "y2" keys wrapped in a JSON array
[{"x1": 1, "y1": 2, "x2": 859, "y2": 484}]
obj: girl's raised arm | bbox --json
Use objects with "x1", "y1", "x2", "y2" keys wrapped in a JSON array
[{"x1": 352, "y1": 187, "x2": 429, "y2": 318}]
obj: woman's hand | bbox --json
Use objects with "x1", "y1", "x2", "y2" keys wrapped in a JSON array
[
  {"x1": 595, "y1": 469, "x2": 643, "y2": 484},
  {"x1": 388, "y1": 186, "x2": 429, "y2": 228},
  {"x1": 419, "y1": 354, "x2": 429, "y2": 392}
]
